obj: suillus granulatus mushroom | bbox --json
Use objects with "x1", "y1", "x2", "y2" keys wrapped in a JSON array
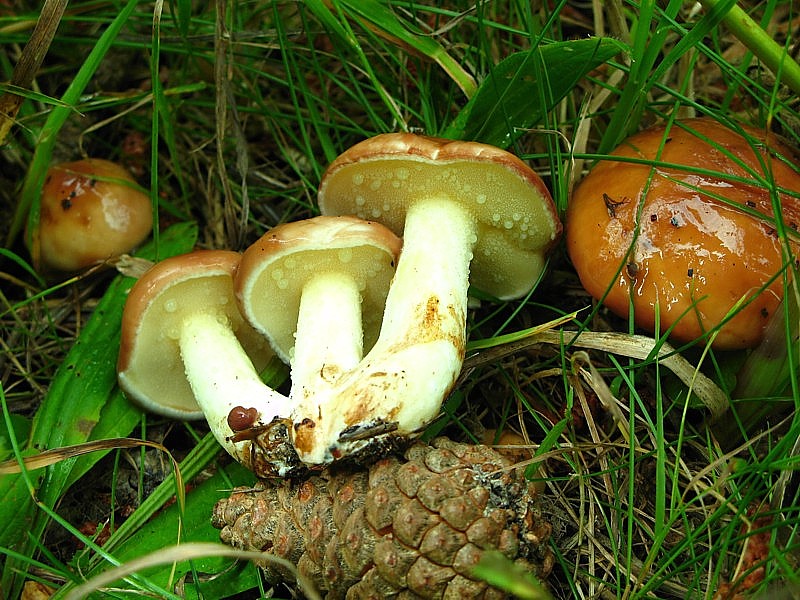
[
  {"x1": 117, "y1": 249, "x2": 300, "y2": 477},
  {"x1": 299, "y1": 133, "x2": 562, "y2": 465},
  {"x1": 235, "y1": 216, "x2": 401, "y2": 464},
  {"x1": 28, "y1": 158, "x2": 153, "y2": 272},
  {"x1": 567, "y1": 117, "x2": 800, "y2": 349}
]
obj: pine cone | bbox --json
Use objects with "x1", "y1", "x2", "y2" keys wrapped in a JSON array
[{"x1": 212, "y1": 438, "x2": 554, "y2": 599}]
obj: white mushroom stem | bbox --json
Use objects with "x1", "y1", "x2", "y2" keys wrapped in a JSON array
[
  {"x1": 178, "y1": 312, "x2": 290, "y2": 464},
  {"x1": 291, "y1": 270, "x2": 364, "y2": 401},
  {"x1": 293, "y1": 197, "x2": 478, "y2": 464}
]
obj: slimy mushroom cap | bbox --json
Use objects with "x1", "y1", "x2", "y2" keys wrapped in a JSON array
[
  {"x1": 567, "y1": 118, "x2": 800, "y2": 349},
  {"x1": 32, "y1": 158, "x2": 153, "y2": 271}
]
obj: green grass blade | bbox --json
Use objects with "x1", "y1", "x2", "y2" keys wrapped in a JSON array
[{"x1": 332, "y1": 0, "x2": 477, "y2": 96}]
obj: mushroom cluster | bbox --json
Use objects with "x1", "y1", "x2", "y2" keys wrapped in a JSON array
[
  {"x1": 567, "y1": 118, "x2": 800, "y2": 349},
  {"x1": 117, "y1": 134, "x2": 561, "y2": 474}
]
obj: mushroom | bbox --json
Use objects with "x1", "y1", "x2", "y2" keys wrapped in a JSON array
[
  {"x1": 117, "y1": 249, "x2": 299, "y2": 477},
  {"x1": 28, "y1": 158, "x2": 153, "y2": 272},
  {"x1": 299, "y1": 133, "x2": 561, "y2": 465},
  {"x1": 567, "y1": 117, "x2": 800, "y2": 349},
  {"x1": 234, "y1": 216, "x2": 401, "y2": 453}
]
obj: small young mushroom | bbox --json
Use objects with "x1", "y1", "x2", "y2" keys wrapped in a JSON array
[
  {"x1": 301, "y1": 133, "x2": 562, "y2": 465},
  {"x1": 567, "y1": 117, "x2": 800, "y2": 349},
  {"x1": 234, "y1": 216, "x2": 401, "y2": 458},
  {"x1": 117, "y1": 249, "x2": 300, "y2": 477},
  {"x1": 28, "y1": 158, "x2": 153, "y2": 272}
]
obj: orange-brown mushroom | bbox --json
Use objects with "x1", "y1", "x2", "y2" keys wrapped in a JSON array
[
  {"x1": 567, "y1": 118, "x2": 800, "y2": 349},
  {"x1": 29, "y1": 158, "x2": 152, "y2": 272}
]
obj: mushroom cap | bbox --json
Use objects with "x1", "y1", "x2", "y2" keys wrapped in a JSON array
[
  {"x1": 31, "y1": 158, "x2": 153, "y2": 271},
  {"x1": 567, "y1": 118, "x2": 800, "y2": 349},
  {"x1": 317, "y1": 133, "x2": 562, "y2": 300},
  {"x1": 235, "y1": 215, "x2": 402, "y2": 363},
  {"x1": 117, "y1": 250, "x2": 275, "y2": 419}
]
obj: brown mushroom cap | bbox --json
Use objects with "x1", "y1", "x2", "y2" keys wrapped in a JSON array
[
  {"x1": 31, "y1": 158, "x2": 153, "y2": 271},
  {"x1": 567, "y1": 118, "x2": 800, "y2": 349},
  {"x1": 236, "y1": 215, "x2": 402, "y2": 363},
  {"x1": 117, "y1": 250, "x2": 275, "y2": 419},
  {"x1": 317, "y1": 133, "x2": 561, "y2": 300}
]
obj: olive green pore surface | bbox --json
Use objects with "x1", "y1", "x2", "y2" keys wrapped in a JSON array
[
  {"x1": 118, "y1": 269, "x2": 273, "y2": 419},
  {"x1": 240, "y1": 244, "x2": 397, "y2": 362},
  {"x1": 320, "y1": 159, "x2": 556, "y2": 300}
]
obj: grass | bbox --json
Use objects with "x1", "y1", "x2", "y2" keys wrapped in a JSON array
[{"x1": 1, "y1": 0, "x2": 800, "y2": 598}]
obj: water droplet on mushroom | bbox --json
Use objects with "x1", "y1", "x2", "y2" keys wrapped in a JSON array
[
  {"x1": 370, "y1": 179, "x2": 382, "y2": 191},
  {"x1": 166, "y1": 326, "x2": 180, "y2": 340},
  {"x1": 395, "y1": 167, "x2": 409, "y2": 180},
  {"x1": 504, "y1": 220, "x2": 514, "y2": 229},
  {"x1": 352, "y1": 173, "x2": 365, "y2": 185},
  {"x1": 163, "y1": 299, "x2": 178, "y2": 313},
  {"x1": 285, "y1": 257, "x2": 297, "y2": 270},
  {"x1": 277, "y1": 279, "x2": 289, "y2": 290},
  {"x1": 338, "y1": 248, "x2": 353, "y2": 263},
  {"x1": 355, "y1": 196, "x2": 366, "y2": 207},
  {"x1": 271, "y1": 268, "x2": 284, "y2": 281},
  {"x1": 491, "y1": 213, "x2": 501, "y2": 223},
  {"x1": 371, "y1": 208, "x2": 382, "y2": 218},
  {"x1": 476, "y1": 194, "x2": 487, "y2": 205}
]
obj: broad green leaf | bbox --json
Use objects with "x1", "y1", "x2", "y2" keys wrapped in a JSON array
[
  {"x1": 442, "y1": 38, "x2": 627, "y2": 147},
  {"x1": 67, "y1": 461, "x2": 260, "y2": 599},
  {"x1": 0, "y1": 449, "x2": 42, "y2": 553},
  {"x1": 0, "y1": 413, "x2": 31, "y2": 461},
  {"x1": 473, "y1": 551, "x2": 553, "y2": 599},
  {"x1": 1, "y1": 222, "x2": 197, "y2": 596}
]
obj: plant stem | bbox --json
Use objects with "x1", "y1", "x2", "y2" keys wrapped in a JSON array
[{"x1": 698, "y1": 0, "x2": 800, "y2": 96}]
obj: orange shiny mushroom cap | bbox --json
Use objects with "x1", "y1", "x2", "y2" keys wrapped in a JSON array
[
  {"x1": 567, "y1": 118, "x2": 800, "y2": 349},
  {"x1": 30, "y1": 158, "x2": 152, "y2": 272}
]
